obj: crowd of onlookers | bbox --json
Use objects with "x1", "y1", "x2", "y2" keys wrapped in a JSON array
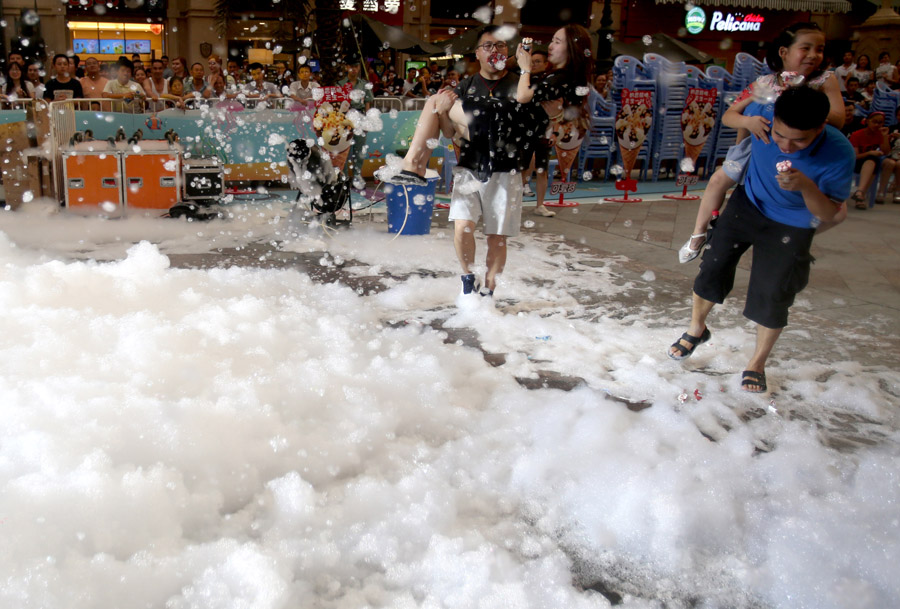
[{"x1": 833, "y1": 51, "x2": 900, "y2": 206}]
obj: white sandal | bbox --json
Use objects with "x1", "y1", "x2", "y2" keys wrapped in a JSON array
[{"x1": 678, "y1": 233, "x2": 707, "y2": 264}]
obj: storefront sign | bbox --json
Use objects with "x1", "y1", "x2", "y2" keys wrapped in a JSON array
[
  {"x1": 709, "y1": 11, "x2": 764, "y2": 32},
  {"x1": 685, "y1": 7, "x2": 706, "y2": 35}
]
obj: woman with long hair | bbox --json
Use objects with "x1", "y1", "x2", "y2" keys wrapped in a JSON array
[
  {"x1": 205, "y1": 54, "x2": 235, "y2": 93},
  {"x1": 1, "y1": 62, "x2": 35, "y2": 101},
  {"x1": 850, "y1": 53, "x2": 873, "y2": 87},
  {"x1": 393, "y1": 23, "x2": 593, "y2": 185}
]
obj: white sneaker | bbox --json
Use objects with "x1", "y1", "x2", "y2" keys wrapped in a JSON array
[
  {"x1": 522, "y1": 183, "x2": 535, "y2": 197},
  {"x1": 678, "y1": 234, "x2": 707, "y2": 263},
  {"x1": 534, "y1": 205, "x2": 556, "y2": 217}
]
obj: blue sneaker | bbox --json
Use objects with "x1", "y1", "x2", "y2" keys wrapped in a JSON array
[
  {"x1": 478, "y1": 287, "x2": 494, "y2": 298},
  {"x1": 461, "y1": 273, "x2": 480, "y2": 295}
]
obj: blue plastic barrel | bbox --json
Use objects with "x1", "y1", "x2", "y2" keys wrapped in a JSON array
[{"x1": 385, "y1": 169, "x2": 440, "y2": 235}]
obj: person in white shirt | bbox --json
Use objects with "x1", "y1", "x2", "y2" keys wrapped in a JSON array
[
  {"x1": 833, "y1": 50, "x2": 855, "y2": 92},
  {"x1": 288, "y1": 64, "x2": 320, "y2": 107},
  {"x1": 102, "y1": 59, "x2": 146, "y2": 113},
  {"x1": 243, "y1": 62, "x2": 280, "y2": 106}
]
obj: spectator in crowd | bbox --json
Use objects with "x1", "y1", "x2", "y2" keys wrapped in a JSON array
[
  {"x1": 338, "y1": 57, "x2": 374, "y2": 178},
  {"x1": 227, "y1": 59, "x2": 244, "y2": 84},
  {"x1": 288, "y1": 64, "x2": 320, "y2": 106},
  {"x1": 8, "y1": 51, "x2": 24, "y2": 67},
  {"x1": 593, "y1": 70, "x2": 611, "y2": 99},
  {"x1": 841, "y1": 100, "x2": 864, "y2": 136},
  {"x1": 69, "y1": 55, "x2": 85, "y2": 79},
  {"x1": 206, "y1": 55, "x2": 235, "y2": 92},
  {"x1": 171, "y1": 56, "x2": 188, "y2": 80},
  {"x1": 45, "y1": 53, "x2": 84, "y2": 100},
  {"x1": 274, "y1": 61, "x2": 293, "y2": 90},
  {"x1": 100, "y1": 62, "x2": 111, "y2": 79},
  {"x1": 442, "y1": 69, "x2": 460, "y2": 89},
  {"x1": 848, "y1": 111, "x2": 890, "y2": 208},
  {"x1": 860, "y1": 79, "x2": 876, "y2": 107},
  {"x1": 144, "y1": 58, "x2": 170, "y2": 110},
  {"x1": 80, "y1": 56, "x2": 108, "y2": 99},
  {"x1": 850, "y1": 53, "x2": 873, "y2": 87},
  {"x1": 161, "y1": 55, "x2": 174, "y2": 79},
  {"x1": 102, "y1": 58, "x2": 145, "y2": 112},
  {"x1": 133, "y1": 66, "x2": 148, "y2": 89},
  {"x1": 843, "y1": 76, "x2": 864, "y2": 103},
  {"x1": 884, "y1": 107, "x2": 900, "y2": 202},
  {"x1": 381, "y1": 66, "x2": 403, "y2": 96},
  {"x1": 402, "y1": 67, "x2": 418, "y2": 97},
  {"x1": 244, "y1": 62, "x2": 280, "y2": 101},
  {"x1": 833, "y1": 50, "x2": 855, "y2": 92},
  {"x1": 429, "y1": 61, "x2": 444, "y2": 86},
  {"x1": 412, "y1": 67, "x2": 440, "y2": 97},
  {"x1": 184, "y1": 62, "x2": 211, "y2": 101},
  {"x1": 164, "y1": 76, "x2": 186, "y2": 109},
  {"x1": 25, "y1": 62, "x2": 45, "y2": 99},
  {"x1": 1, "y1": 62, "x2": 34, "y2": 101},
  {"x1": 875, "y1": 51, "x2": 899, "y2": 88}
]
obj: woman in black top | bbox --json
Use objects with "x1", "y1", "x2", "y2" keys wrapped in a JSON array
[{"x1": 394, "y1": 23, "x2": 593, "y2": 185}]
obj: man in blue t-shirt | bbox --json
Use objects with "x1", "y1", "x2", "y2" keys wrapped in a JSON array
[{"x1": 668, "y1": 86, "x2": 854, "y2": 393}]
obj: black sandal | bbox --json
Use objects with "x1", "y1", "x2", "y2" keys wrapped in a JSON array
[
  {"x1": 741, "y1": 370, "x2": 767, "y2": 393},
  {"x1": 851, "y1": 191, "x2": 867, "y2": 210},
  {"x1": 668, "y1": 328, "x2": 711, "y2": 361}
]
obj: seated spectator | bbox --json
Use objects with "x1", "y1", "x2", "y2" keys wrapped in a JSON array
[
  {"x1": 860, "y1": 80, "x2": 876, "y2": 108},
  {"x1": 243, "y1": 62, "x2": 280, "y2": 102},
  {"x1": 183, "y1": 62, "x2": 211, "y2": 102},
  {"x1": 8, "y1": 51, "x2": 24, "y2": 67},
  {"x1": 843, "y1": 76, "x2": 864, "y2": 103},
  {"x1": 412, "y1": 67, "x2": 440, "y2": 97},
  {"x1": 1, "y1": 62, "x2": 34, "y2": 101},
  {"x1": 288, "y1": 64, "x2": 320, "y2": 106},
  {"x1": 44, "y1": 53, "x2": 84, "y2": 100},
  {"x1": 80, "y1": 57, "x2": 108, "y2": 99},
  {"x1": 102, "y1": 58, "x2": 145, "y2": 113},
  {"x1": 841, "y1": 100, "x2": 864, "y2": 136},
  {"x1": 848, "y1": 111, "x2": 889, "y2": 208},
  {"x1": 881, "y1": 107, "x2": 900, "y2": 202}
]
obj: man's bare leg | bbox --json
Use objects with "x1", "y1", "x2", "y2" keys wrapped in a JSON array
[
  {"x1": 484, "y1": 234, "x2": 507, "y2": 292},
  {"x1": 454, "y1": 219, "x2": 477, "y2": 274},
  {"x1": 743, "y1": 325, "x2": 782, "y2": 392},
  {"x1": 669, "y1": 292, "x2": 716, "y2": 357}
]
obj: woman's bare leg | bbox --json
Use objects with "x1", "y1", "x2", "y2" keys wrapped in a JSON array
[{"x1": 402, "y1": 96, "x2": 468, "y2": 176}]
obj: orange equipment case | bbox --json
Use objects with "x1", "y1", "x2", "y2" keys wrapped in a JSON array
[
  {"x1": 63, "y1": 145, "x2": 124, "y2": 217},
  {"x1": 122, "y1": 141, "x2": 182, "y2": 212}
]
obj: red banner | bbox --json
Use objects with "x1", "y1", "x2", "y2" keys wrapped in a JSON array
[
  {"x1": 316, "y1": 83, "x2": 354, "y2": 108},
  {"x1": 615, "y1": 89, "x2": 653, "y2": 177},
  {"x1": 680, "y1": 88, "x2": 718, "y2": 173}
]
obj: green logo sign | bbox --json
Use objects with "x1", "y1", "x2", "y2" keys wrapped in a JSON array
[{"x1": 685, "y1": 7, "x2": 707, "y2": 35}]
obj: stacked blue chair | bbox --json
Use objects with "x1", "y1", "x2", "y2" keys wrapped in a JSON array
[
  {"x1": 644, "y1": 53, "x2": 690, "y2": 181},
  {"x1": 732, "y1": 52, "x2": 769, "y2": 91},
  {"x1": 610, "y1": 55, "x2": 657, "y2": 181},
  {"x1": 872, "y1": 82, "x2": 899, "y2": 127},
  {"x1": 576, "y1": 89, "x2": 617, "y2": 181},
  {"x1": 703, "y1": 64, "x2": 745, "y2": 177}
]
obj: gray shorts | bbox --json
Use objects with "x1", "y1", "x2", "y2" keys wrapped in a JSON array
[
  {"x1": 722, "y1": 137, "x2": 752, "y2": 182},
  {"x1": 448, "y1": 168, "x2": 523, "y2": 237}
]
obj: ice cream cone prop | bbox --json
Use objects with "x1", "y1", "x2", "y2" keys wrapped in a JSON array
[
  {"x1": 665, "y1": 88, "x2": 718, "y2": 201},
  {"x1": 546, "y1": 145, "x2": 580, "y2": 208},
  {"x1": 328, "y1": 147, "x2": 350, "y2": 172},
  {"x1": 606, "y1": 89, "x2": 653, "y2": 203}
]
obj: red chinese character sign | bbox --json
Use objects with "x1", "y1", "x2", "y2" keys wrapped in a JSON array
[
  {"x1": 312, "y1": 84, "x2": 356, "y2": 170},
  {"x1": 664, "y1": 87, "x2": 718, "y2": 201},
  {"x1": 605, "y1": 89, "x2": 653, "y2": 203}
]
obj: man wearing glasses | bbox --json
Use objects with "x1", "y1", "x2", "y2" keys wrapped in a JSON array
[{"x1": 445, "y1": 26, "x2": 526, "y2": 297}]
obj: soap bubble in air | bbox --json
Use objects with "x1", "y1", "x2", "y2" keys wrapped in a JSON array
[
  {"x1": 524, "y1": 220, "x2": 535, "y2": 228},
  {"x1": 642, "y1": 35, "x2": 653, "y2": 46},
  {"x1": 582, "y1": 171, "x2": 593, "y2": 181},
  {"x1": 680, "y1": 157, "x2": 695, "y2": 173}
]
